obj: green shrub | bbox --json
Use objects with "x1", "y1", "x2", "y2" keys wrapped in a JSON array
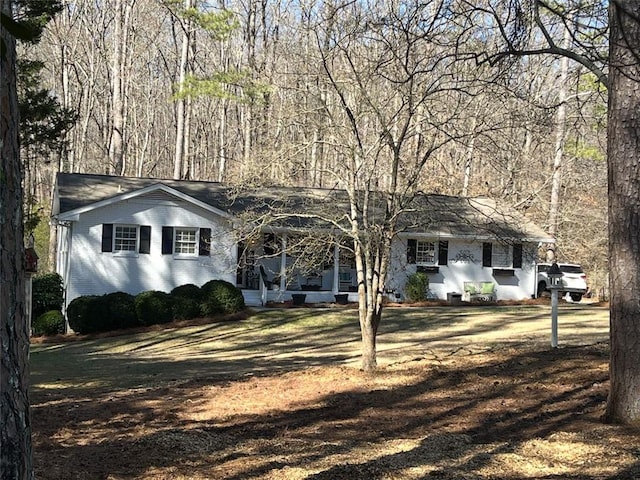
[
  {"x1": 67, "y1": 295, "x2": 109, "y2": 334},
  {"x1": 32, "y1": 310, "x2": 65, "y2": 336},
  {"x1": 404, "y1": 271, "x2": 430, "y2": 303},
  {"x1": 170, "y1": 283, "x2": 203, "y2": 320},
  {"x1": 172, "y1": 297, "x2": 202, "y2": 320},
  {"x1": 135, "y1": 290, "x2": 173, "y2": 325},
  {"x1": 170, "y1": 283, "x2": 202, "y2": 300},
  {"x1": 104, "y1": 292, "x2": 139, "y2": 329},
  {"x1": 200, "y1": 279, "x2": 245, "y2": 316},
  {"x1": 32, "y1": 272, "x2": 64, "y2": 319}
]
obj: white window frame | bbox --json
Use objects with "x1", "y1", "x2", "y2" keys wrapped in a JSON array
[
  {"x1": 492, "y1": 243, "x2": 511, "y2": 267},
  {"x1": 174, "y1": 227, "x2": 198, "y2": 257},
  {"x1": 113, "y1": 224, "x2": 138, "y2": 255},
  {"x1": 415, "y1": 240, "x2": 436, "y2": 265}
]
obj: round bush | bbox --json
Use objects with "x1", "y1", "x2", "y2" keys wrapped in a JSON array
[
  {"x1": 200, "y1": 279, "x2": 245, "y2": 316},
  {"x1": 170, "y1": 283, "x2": 202, "y2": 300},
  {"x1": 32, "y1": 272, "x2": 64, "y2": 319},
  {"x1": 172, "y1": 297, "x2": 202, "y2": 320},
  {"x1": 104, "y1": 292, "x2": 139, "y2": 329},
  {"x1": 67, "y1": 295, "x2": 110, "y2": 334},
  {"x1": 135, "y1": 290, "x2": 174, "y2": 325},
  {"x1": 404, "y1": 271, "x2": 430, "y2": 303},
  {"x1": 32, "y1": 310, "x2": 65, "y2": 336}
]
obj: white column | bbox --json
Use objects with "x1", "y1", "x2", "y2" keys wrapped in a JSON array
[
  {"x1": 280, "y1": 235, "x2": 287, "y2": 291},
  {"x1": 333, "y1": 244, "x2": 340, "y2": 294}
]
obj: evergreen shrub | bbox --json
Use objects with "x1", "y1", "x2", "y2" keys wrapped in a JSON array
[
  {"x1": 67, "y1": 295, "x2": 109, "y2": 334},
  {"x1": 104, "y1": 292, "x2": 139, "y2": 329},
  {"x1": 404, "y1": 271, "x2": 430, "y2": 303},
  {"x1": 170, "y1": 283, "x2": 203, "y2": 320},
  {"x1": 170, "y1": 283, "x2": 202, "y2": 300},
  {"x1": 200, "y1": 279, "x2": 245, "y2": 316},
  {"x1": 32, "y1": 310, "x2": 65, "y2": 336},
  {"x1": 32, "y1": 272, "x2": 64, "y2": 319},
  {"x1": 135, "y1": 290, "x2": 173, "y2": 325}
]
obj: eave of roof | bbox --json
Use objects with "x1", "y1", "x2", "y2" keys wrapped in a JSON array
[{"x1": 53, "y1": 173, "x2": 554, "y2": 243}]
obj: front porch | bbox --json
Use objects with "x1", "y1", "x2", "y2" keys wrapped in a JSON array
[{"x1": 236, "y1": 234, "x2": 359, "y2": 307}]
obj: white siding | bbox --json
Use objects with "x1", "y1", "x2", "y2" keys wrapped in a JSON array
[
  {"x1": 388, "y1": 237, "x2": 538, "y2": 301},
  {"x1": 63, "y1": 193, "x2": 236, "y2": 305}
]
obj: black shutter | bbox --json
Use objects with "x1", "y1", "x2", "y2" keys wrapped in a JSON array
[
  {"x1": 199, "y1": 228, "x2": 211, "y2": 256},
  {"x1": 482, "y1": 242, "x2": 492, "y2": 267},
  {"x1": 513, "y1": 243, "x2": 523, "y2": 268},
  {"x1": 263, "y1": 233, "x2": 275, "y2": 256},
  {"x1": 101, "y1": 224, "x2": 113, "y2": 252},
  {"x1": 139, "y1": 226, "x2": 151, "y2": 254},
  {"x1": 438, "y1": 240, "x2": 448, "y2": 266},
  {"x1": 162, "y1": 227, "x2": 173, "y2": 254},
  {"x1": 407, "y1": 239, "x2": 417, "y2": 264}
]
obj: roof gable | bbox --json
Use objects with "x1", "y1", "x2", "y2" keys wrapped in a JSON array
[{"x1": 55, "y1": 175, "x2": 233, "y2": 221}]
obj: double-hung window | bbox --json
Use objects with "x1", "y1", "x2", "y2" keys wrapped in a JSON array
[
  {"x1": 482, "y1": 242, "x2": 523, "y2": 268},
  {"x1": 162, "y1": 226, "x2": 211, "y2": 257},
  {"x1": 101, "y1": 224, "x2": 150, "y2": 254},
  {"x1": 114, "y1": 225, "x2": 138, "y2": 252},
  {"x1": 491, "y1": 243, "x2": 510, "y2": 267},
  {"x1": 174, "y1": 228, "x2": 197, "y2": 256},
  {"x1": 415, "y1": 241, "x2": 436, "y2": 264},
  {"x1": 407, "y1": 239, "x2": 449, "y2": 266}
]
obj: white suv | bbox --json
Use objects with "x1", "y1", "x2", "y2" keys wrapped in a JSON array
[{"x1": 537, "y1": 263, "x2": 588, "y2": 302}]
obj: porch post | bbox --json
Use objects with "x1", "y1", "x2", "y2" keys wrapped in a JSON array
[
  {"x1": 333, "y1": 244, "x2": 340, "y2": 294},
  {"x1": 280, "y1": 234, "x2": 287, "y2": 291}
]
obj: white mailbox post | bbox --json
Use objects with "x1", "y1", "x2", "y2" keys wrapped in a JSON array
[{"x1": 547, "y1": 262, "x2": 563, "y2": 348}]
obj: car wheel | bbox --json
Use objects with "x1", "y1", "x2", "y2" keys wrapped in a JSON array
[
  {"x1": 537, "y1": 281, "x2": 548, "y2": 298},
  {"x1": 570, "y1": 293, "x2": 583, "y2": 302}
]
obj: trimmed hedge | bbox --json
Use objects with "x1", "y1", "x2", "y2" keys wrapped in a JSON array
[
  {"x1": 67, "y1": 295, "x2": 108, "y2": 334},
  {"x1": 170, "y1": 283, "x2": 202, "y2": 300},
  {"x1": 32, "y1": 310, "x2": 65, "y2": 336},
  {"x1": 32, "y1": 273, "x2": 64, "y2": 319},
  {"x1": 104, "y1": 292, "x2": 139, "y2": 329},
  {"x1": 170, "y1": 284, "x2": 203, "y2": 320},
  {"x1": 172, "y1": 297, "x2": 202, "y2": 320},
  {"x1": 201, "y1": 279, "x2": 245, "y2": 316},
  {"x1": 65, "y1": 281, "x2": 243, "y2": 334},
  {"x1": 135, "y1": 290, "x2": 174, "y2": 325}
]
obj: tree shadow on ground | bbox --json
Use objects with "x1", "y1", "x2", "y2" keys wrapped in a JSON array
[{"x1": 32, "y1": 343, "x2": 640, "y2": 480}]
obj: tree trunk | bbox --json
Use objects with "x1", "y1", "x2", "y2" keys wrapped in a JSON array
[
  {"x1": 546, "y1": 23, "x2": 571, "y2": 258},
  {"x1": 108, "y1": 0, "x2": 126, "y2": 175},
  {"x1": 359, "y1": 309, "x2": 378, "y2": 371},
  {"x1": 605, "y1": 0, "x2": 640, "y2": 424},
  {"x1": 1, "y1": 1, "x2": 33, "y2": 475}
]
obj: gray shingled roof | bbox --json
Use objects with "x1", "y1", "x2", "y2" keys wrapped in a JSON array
[{"x1": 53, "y1": 173, "x2": 552, "y2": 242}]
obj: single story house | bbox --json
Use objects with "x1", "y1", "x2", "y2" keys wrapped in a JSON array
[{"x1": 52, "y1": 173, "x2": 553, "y2": 309}]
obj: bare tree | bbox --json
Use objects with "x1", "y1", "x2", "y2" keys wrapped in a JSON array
[{"x1": 304, "y1": 0, "x2": 481, "y2": 370}]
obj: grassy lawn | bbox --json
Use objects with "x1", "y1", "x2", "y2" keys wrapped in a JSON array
[
  {"x1": 31, "y1": 304, "x2": 629, "y2": 480},
  {"x1": 30, "y1": 304, "x2": 609, "y2": 395}
]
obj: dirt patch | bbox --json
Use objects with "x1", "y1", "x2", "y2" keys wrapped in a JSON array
[{"x1": 31, "y1": 341, "x2": 640, "y2": 479}]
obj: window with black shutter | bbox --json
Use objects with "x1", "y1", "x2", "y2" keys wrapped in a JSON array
[
  {"x1": 101, "y1": 224, "x2": 113, "y2": 252},
  {"x1": 513, "y1": 243, "x2": 523, "y2": 268},
  {"x1": 199, "y1": 228, "x2": 211, "y2": 256},
  {"x1": 263, "y1": 233, "x2": 277, "y2": 256},
  {"x1": 438, "y1": 241, "x2": 448, "y2": 265},
  {"x1": 139, "y1": 226, "x2": 151, "y2": 254},
  {"x1": 482, "y1": 242, "x2": 492, "y2": 267},
  {"x1": 162, "y1": 226, "x2": 174, "y2": 254},
  {"x1": 407, "y1": 239, "x2": 417, "y2": 264}
]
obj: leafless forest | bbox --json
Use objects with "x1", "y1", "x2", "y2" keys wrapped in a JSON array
[{"x1": 22, "y1": 0, "x2": 608, "y2": 288}]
